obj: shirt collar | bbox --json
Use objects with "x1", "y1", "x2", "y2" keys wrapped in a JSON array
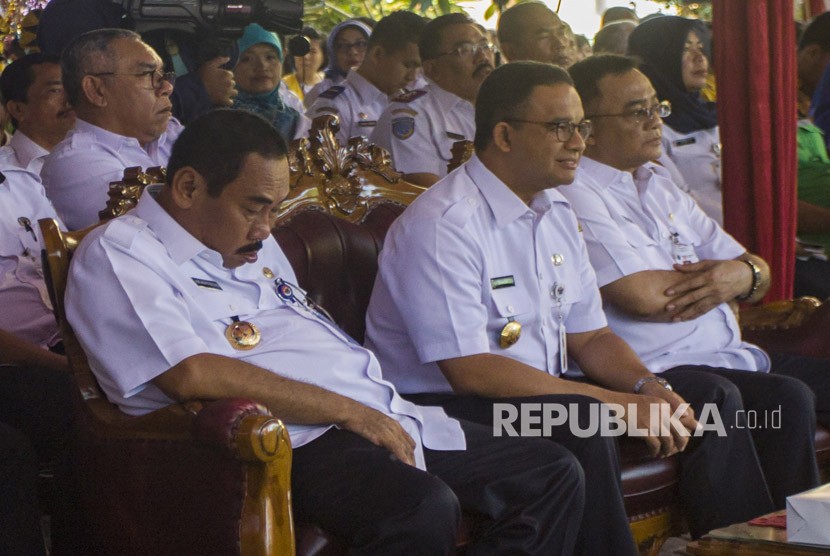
[
  {"x1": 134, "y1": 190, "x2": 216, "y2": 266},
  {"x1": 348, "y1": 69, "x2": 386, "y2": 104},
  {"x1": 464, "y1": 154, "x2": 555, "y2": 228},
  {"x1": 8, "y1": 132, "x2": 48, "y2": 169},
  {"x1": 578, "y1": 157, "x2": 663, "y2": 188},
  {"x1": 427, "y1": 79, "x2": 471, "y2": 111}
]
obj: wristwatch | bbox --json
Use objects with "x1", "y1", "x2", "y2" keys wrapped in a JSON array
[
  {"x1": 633, "y1": 376, "x2": 673, "y2": 394},
  {"x1": 736, "y1": 258, "x2": 761, "y2": 302}
]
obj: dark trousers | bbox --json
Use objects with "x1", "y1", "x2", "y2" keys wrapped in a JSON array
[
  {"x1": 406, "y1": 393, "x2": 637, "y2": 556},
  {"x1": 291, "y1": 418, "x2": 586, "y2": 556},
  {"x1": 794, "y1": 258, "x2": 830, "y2": 299},
  {"x1": 664, "y1": 366, "x2": 819, "y2": 513},
  {"x1": 0, "y1": 422, "x2": 45, "y2": 556},
  {"x1": 0, "y1": 363, "x2": 73, "y2": 465},
  {"x1": 769, "y1": 351, "x2": 830, "y2": 427}
]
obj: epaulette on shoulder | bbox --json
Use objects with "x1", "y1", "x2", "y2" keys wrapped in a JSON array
[
  {"x1": 102, "y1": 215, "x2": 148, "y2": 250},
  {"x1": 442, "y1": 196, "x2": 478, "y2": 227},
  {"x1": 392, "y1": 89, "x2": 427, "y2": 103},
  {"x1": 318, "y1": 85, "x2": 346, "y2": 100}
]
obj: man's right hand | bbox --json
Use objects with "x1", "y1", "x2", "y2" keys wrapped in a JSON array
[
  {"x1": 626, "y1": 393, "x2": 696, "y2": 458},
  {"x1": 341, "y1": 405, "x2": 417, "y2": 466},
  {"x1": 198, "y1": 56, "x2": 237, "y2": 107}
]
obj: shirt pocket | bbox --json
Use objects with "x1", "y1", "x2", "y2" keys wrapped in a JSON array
[
  {"x1": 619, "y1": 216, "x2": 657, "y2": 248},
  {"x1": 489, "y1": 286, "x2": 534, "y2": 319},
  {"x1": 672, "y1": 223, "x2": 702, "y2": 247}
]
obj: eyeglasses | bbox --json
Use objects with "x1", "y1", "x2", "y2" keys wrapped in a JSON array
[
  {"x1": 505, "y1": 118, "x2": 593, "y2": 142},
  {"x1": 435, "y1": 41, "x2": 497, "y2": 59},
  {"x1": 587, "y1": 100, "x2": 671, "y2": 125},
  {"x1": 88, "y1": 68, "x2": 176, "y2": 90},
  {"x1": 334, "y1": 40, "x2": 368, "y2": 54}
]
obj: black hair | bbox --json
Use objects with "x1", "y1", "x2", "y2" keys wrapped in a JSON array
[
  {"x1": 419, "y1": 13, "x2": 476, "y2": 61},
  {"x1": 800, "y1": 12, "x2": 830, "y2": 51},
  {"x1": 568, "y1": 54, "x2": 638, "y2": 112},
  {"x1": 61, "y1": 28, "x2": 140, "y2": 107},
  {"x1": 592, "y1": 20, "x2": 636, "y2": 55},
  {"x1": 369, "y1": 11, "x2": 428, "y2": 54},
  {"x1": 0, "y1": 52, "x2": 61, "y2": 126},
  {"x1": 166, "y1": 109, "x2": 288, "y2": 197},
  {"x1": 474, "y1": 61, "x2": 573, "y2": 150}
]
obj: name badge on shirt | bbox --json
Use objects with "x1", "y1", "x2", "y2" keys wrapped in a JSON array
[
  {"x1": 673, "y1": 137, "x2": 696, "y2": 147},
  {"x1": 670, "y1": 234, "x2": 699, "y2": 265},
  {"x1": 490, "y1": 275, "x2": 515, "y2": 289},
  {"x1": 357, "y1": 120, "x2": 377, "y2": 127},
  {"x1": 192, "y1": 277, "x2": 223, "y2": 290}
]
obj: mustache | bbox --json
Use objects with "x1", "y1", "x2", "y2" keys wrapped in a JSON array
[
  {"x1": 236, "y1": 240, "x2": 263, "y2": 254},
  {"x1": 473, "y1": 63, "x2": 494, "y2": 77}
]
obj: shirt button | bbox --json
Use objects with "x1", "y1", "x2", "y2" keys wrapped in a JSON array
[{"x1": 507, "y1": 304, "x2": 515, "y2": 312}]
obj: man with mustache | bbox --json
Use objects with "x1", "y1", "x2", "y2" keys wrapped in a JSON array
[
  {"x1": 560, "y1": 54, "x2": 822, "y2": 510},
  {"x1": 309, "y1": 11, "x2": 427, "y2": 144},
  {"x1": 371, "y1": 14, "x2": 495, "y2": 187},
  {"x1": 0, "y1": 53, "x2": 76, "y2": 175},
  {"x1": 41, "y1": 29, "x2": 181, "y2": 230},
  {"x1": 65, "y1": 108, "x2": 591, "y2": 555}
]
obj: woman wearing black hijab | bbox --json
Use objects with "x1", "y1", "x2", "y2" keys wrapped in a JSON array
[{"x1": 628, "y1": 16, "x2": 724, "y2": 224}]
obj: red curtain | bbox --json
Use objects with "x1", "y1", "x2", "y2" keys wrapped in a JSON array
[
  {"x1": 809, "y1": 0, "x2": 827, "y2": 17},
  {"x1": 713, "y1": 0, "x2": 797, "y2": 301}
]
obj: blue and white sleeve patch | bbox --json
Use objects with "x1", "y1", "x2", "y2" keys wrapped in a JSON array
[{"x1": 392, "y1": 116, "x2": 415, "y2": 140}]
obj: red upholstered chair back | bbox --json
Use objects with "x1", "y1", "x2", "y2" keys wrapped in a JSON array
[{"x1": 273, "y1": 116, "x2": 425, "y2": 343}]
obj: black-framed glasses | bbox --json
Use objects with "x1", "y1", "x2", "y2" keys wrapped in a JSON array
[
  {"x1": 88, "y1": 68, "x2": 176, "y2": 90},
  {"x1": 505, "y1": 118, "x2": 593, "y2": 142},
  {"x1": 587, "y1": 100, "x2": 671, "y2": 125},
  {"x1": 334, "y1": 39, "x2": 368, "y2": 54},
  {"x1": 435, "y1": 41, "x2": 497, "y2": 59}
]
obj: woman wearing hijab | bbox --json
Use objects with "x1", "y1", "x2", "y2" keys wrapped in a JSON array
[
  {"x1": 302, "y1": 19, "x2": 373, "y2": 108},
  {"x1": 628, "y1": 16, "x2": 723, "y2": 224},
  {"x1": 232, "y1": 23, "x2": 310, "y2": 140}
]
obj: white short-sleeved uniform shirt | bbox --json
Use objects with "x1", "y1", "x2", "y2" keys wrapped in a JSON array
[
  {"x1": 3, "y1": 132, "x2": 49, "y2": 176},
  {"x1": 307, "y1": 70, "x2": 390, "y2": 144},
  {"x1": 370, "y1": 81, "x2": 475, "y2": 179},
  {"x1": 559, "y1": 156, "x2": 769, "y2": 373},
  {"x1": 65, "y1": 192, "x2": 465, "y2": 469},
  {"x1": 303, "y1": 76, "x2": 341, "y2": 109},
  {"x1": 0, "y1": 158, "x2": 63, "y2": 349},
  {"x1": 661, "y1": 125, "x2": 723, "y2": 225},
  {"x1": 365, "y1": 155, "x2": 608, "y2": 395},
  {"x1": 41, "y1": 118, "x2": 183, "y2": 230}
]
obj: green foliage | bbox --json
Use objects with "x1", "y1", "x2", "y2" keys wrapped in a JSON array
[{"x1": 659, "y1": 0, "x2": 712, "y2": 20}]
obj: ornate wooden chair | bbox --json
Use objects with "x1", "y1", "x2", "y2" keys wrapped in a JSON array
[{"x1": 38, "y1": 219, "x2": 295, "y2": 556}]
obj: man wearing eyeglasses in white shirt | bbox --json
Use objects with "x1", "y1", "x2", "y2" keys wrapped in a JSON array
[
  {"x1": 42, "y1": 28, "x2": 182, "y2": 230},
  {"x1": 371, "y1": 14, "x2": 495, "y2": 187}
]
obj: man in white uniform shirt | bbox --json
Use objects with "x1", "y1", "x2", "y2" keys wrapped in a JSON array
[
  {"x1": 0, "y1": 53, "x2": 76, "y2": 176},
  {"x1": 366, "y1": 62, "x2": 782, "y2": 549},
  {"x1": 66, "y1": 109, "x2": 593, "y2": 555},
  {"x1": 308, "y1": 11, "x2": 426, "y2": 144},
  {"x1": 42, "y1": 29, "x2": 182, "y2": 230},
  {"x1": 370, "y1": 14, "x2": 495, "y2": 187},
  {"x1": 562, "y1": 54, "x2": 822, "y2": 508}
]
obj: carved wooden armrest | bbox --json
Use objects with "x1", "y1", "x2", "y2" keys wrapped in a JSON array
[{"x1": 739, "y1": 296, "x2": 822, "y2": 331}]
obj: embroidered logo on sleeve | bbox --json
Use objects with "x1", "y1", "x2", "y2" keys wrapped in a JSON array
[{"x1": 392, "y1": 116, "x2": 415, "y2": 140}]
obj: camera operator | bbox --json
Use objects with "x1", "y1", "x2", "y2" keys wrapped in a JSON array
[{"x1": 37, "y1": 0, "x2": 236, "y2": 124}]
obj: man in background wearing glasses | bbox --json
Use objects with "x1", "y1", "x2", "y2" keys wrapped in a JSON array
[
  {"x1": 371, "y1": 14, "x2": 495, "y2": 187},
  {"x1": 561, "y1": 54, "x2": 822, "y2": 512},
  {"x1": 41, "y1": 29, "x2": 180, "y2": 230}
]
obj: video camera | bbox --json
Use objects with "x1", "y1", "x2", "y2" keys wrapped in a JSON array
[{"x1": 116, "y1": 0, "x2": 304, "y2": 40}]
